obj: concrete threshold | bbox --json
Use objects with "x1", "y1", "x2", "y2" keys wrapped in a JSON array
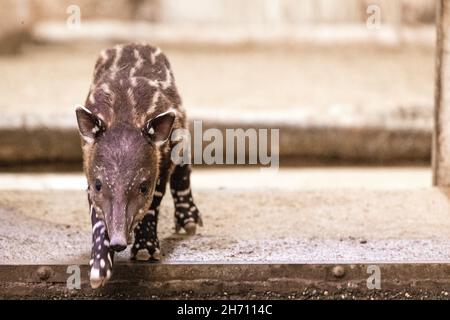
[
  {"x1": 1, "y1": 169, "x2": 450, "y2": 298},
  {"x1": 0, "y1": 104, "x2": 432, "y2": 165},
  {"x1": 2, "y1": 264, "x2": 450, "y2": 299}
]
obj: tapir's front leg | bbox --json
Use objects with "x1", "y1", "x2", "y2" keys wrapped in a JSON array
[
  {"x1": 88, "y1": 197, "x2": 114, "y2": 289},
  {"x1": 131, "y1": 157, "x2": 170, "y2": 261},
  {"x1": 170, "y1": 164, "x2": 203, "y2": 235}
]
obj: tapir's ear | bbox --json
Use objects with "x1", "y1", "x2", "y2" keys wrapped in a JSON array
[
  {"x1": 143, "y1": 110, "x2": 176, "y2": 146},
  {"x1": 75, "y1": 106, "x2": 106, "y2": 144}
]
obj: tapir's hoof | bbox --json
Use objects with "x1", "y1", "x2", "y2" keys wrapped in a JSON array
[
  {"x1": 132, "y1": 248, "x2": 161, "y2": 261},
  {"x1": 90, "y1": 277, "x2": 103, "y2": 289},
  {"x1": 174, "y1": 205, "x2": 203, "y2": 235},
  {"x1": 175, "y1": 218, "x2": 203, "y2": 235},
  {"x1": 89, "y1": 266, "x2": 111, "y2": 289},
  {"x1": 184, "y1": 222, "x2": 197, "y2": 235}
]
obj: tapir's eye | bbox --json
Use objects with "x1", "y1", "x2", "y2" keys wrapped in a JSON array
[
  {"x1": 94, "y1": 179, "x2": 102, "y2": 192},
  {"x1": 139, "y1": 181, "x2": 149, "y2": 195}
]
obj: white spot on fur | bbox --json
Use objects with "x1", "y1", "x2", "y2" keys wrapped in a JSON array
[
  {"x1": 100, "y1": 83, "x2": 112, "y2": 96},
  {"x1": 130, "y1": 77, "x2": 138, "y2": 88},
  {"x1": 99, "y1": 50, "x2": 108, "y2": 63},
  {"x1": 150, "y1": 53, "x2": 155, "y2": 64},
  {"x1": 127, "y1": 87, "x2": 136, "y2": 106},
  {"x1": 92, "y1": 221, "x2": 104, "y2": 232},
  {"x1": 91, "y1": 124, "x2": 100, "y2": 135},
  {"x1": 177, "y1": 188, "x2": 191, "y2": 196},
  {"x1": 160, "y1": 68, "x2": 172, "y2": 89},
  {"x1": 146, "y1": 91, "x2": 160, "y2": 115},
  {"x1": 90, "y1": 267, "x2": 100, "y2": 279},
  {"x1": 131, "y1": 49, "x2": 144, "y2": 77},
  {"x1": 148, "y1": 79, "x2": 159, "y2": 88},
  {"x1": 112, "y1": 45, "x2": 123, "y2": 71}
]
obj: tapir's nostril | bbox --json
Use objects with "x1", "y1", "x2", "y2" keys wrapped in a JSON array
[
  {"x1": 110, "y1": 244, "x2": 127, "y2": 252},
  {"x1": 109, "y1": 235, "x2": 127, "y2": 252}
]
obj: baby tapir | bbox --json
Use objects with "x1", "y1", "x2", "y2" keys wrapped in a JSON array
[{"x1": 75, "y1": 43, "x2": 202, "y2": 288}]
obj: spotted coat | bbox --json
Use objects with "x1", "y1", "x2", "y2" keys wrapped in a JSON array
[{"x1": 77, "y1": 43, "x2": 202, "y2": 289}]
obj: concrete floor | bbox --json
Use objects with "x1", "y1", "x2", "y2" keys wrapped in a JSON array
[
  {"x1": 1, "y1": 167, "x2": 449, "y2": 265},
  {"x1": 2, "y1": 168, "x2": 450, "y2": 299},
  {"x1": 0, "y1": 167, "x2": 432, "y2": 191}
]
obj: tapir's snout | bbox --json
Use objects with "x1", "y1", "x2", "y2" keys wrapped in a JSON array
[
  {"x1": 107, "y1": 200, "x2": 128, "y2": 252},
  {"x1": 109, "y1": 234, "x2": 127, "y2": 252}
]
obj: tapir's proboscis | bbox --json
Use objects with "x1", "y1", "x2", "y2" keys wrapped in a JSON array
[{"x1": 76, "y1": 43, "x2": 203, "y2": 288}]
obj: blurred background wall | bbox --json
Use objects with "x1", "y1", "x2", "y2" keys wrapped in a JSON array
[
  {"x1": 0, "y1": 0, "x2": 438, "y2": 53},
  {"x1": 0, "y1": 0, "x2": 438, "y2": 167},
  {"x1": 11, "y1": 0, "x2": 437, "y2": 24}
]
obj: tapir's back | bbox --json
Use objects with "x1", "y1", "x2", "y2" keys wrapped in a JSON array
[{"x1": 85, "y1": 43, "x2": 184, "y2": 129}]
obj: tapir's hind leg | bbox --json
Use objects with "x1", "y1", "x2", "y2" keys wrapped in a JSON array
[
  {"x1": 88, "y1": 197, "x2": 114, "y2": 289},
  {"x1": 130, "y1": 157, "x2": 170, "y2": 261},
  {"x1": 170, "y1": 164, "x2": 203, "y2": 235}
]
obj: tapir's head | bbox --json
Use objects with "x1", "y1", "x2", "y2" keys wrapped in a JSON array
[{"x1": 75, "y1": 106, "x2": 175, "y2": 251}]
